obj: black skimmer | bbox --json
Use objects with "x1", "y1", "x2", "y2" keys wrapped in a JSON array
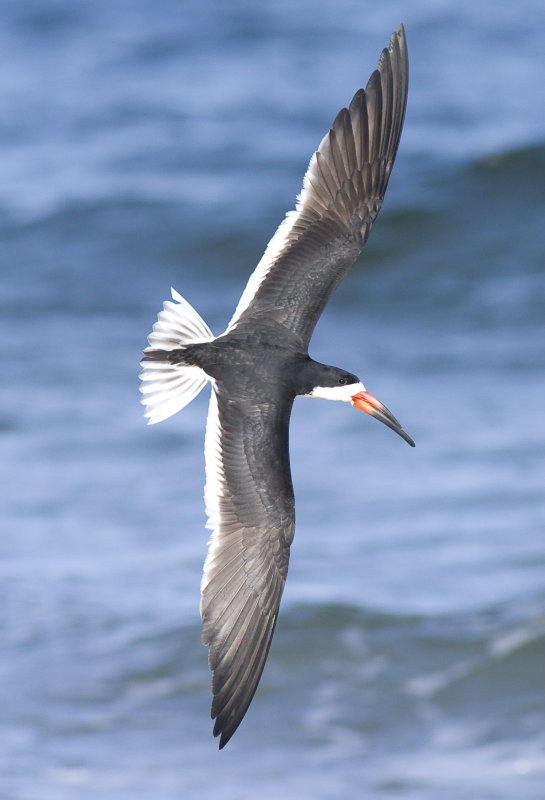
[{"x1": 140, "y1": 24, "x2": 413, "y2": 748}]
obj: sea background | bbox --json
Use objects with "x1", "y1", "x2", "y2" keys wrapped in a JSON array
[{"x1": 2, "y1": 1, "x2": 545, "y2": 798}]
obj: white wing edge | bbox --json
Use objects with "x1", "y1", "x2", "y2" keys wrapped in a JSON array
[
  {"x1": 226, "y1": 147, "x2": 326, "y2": 332},
  {"x1": 201, "y1": 384, "x2": 223, "y2": 596}
]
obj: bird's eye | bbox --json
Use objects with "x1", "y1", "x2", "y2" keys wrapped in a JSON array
[{"x1": 339, "y1": 377, "x2": 347, "y2": 385}]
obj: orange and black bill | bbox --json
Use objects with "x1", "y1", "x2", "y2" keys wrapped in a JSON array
[{"x1": 351, "y1": 390, "x2": 415, "y2": 447}]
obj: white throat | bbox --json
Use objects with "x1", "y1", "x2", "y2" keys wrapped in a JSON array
[{"x1": 301, "y1": 381, "x2": 365, "y2": 402}]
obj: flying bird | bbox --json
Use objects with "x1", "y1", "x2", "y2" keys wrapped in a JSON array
[{"x1": 140, "y1": 24, "x2": 412, "y2": 748}]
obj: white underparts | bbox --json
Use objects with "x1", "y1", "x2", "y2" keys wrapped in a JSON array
[
  {"x1": 139, "y1": 287, "x2": 214, "y2": 425},
  {"x1": 301, "y1": 381, "x2": 365, "y2": 402}
]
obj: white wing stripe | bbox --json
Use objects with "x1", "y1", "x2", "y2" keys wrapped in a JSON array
[
  {"x1": 226, "y1": 209, "x2": 301, "y2": 330},
  {"x1": 226, "y1": 141, "x2": 331, "y2": 331},
  {"x1": 201, "y1": 385, "x2": 225, "y2": 595}
]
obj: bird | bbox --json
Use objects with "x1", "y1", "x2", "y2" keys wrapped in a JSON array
[{"x1": 140, "y1": 24, "x2": 412, "y2": 748}]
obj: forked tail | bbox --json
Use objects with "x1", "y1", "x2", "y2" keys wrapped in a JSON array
[{"x1": 140, "y1": 287, "x2": 214, "y2": 424}]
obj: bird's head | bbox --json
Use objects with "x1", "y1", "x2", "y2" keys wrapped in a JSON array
[{"x1": 300, "y1": 364, "x2": 414, "y2": 447}]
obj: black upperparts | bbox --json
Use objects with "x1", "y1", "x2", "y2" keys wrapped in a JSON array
[{"x1": 142, "y1": 338, "x2": 360, "y2": 405}]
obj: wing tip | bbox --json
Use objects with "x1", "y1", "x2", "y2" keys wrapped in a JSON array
[{"x1": 217, "y1": 731, "x2": 231, "y2": 750}]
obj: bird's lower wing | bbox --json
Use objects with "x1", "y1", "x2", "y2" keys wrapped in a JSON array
[
  {"x1": 201, "y1": 388, "x2": 295, "y2": 748},
  {"x1": 227, "y1": 25, "x2": 408, "y2": 349}
]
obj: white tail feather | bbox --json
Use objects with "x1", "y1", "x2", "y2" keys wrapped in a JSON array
[{"x1": 140, "y1": 288, "x2": 214, "y2": 424}]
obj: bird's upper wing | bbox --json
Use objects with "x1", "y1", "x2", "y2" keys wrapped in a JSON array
[
  {"x1": 227, "y1": 25, "x2": 408, "y2": 349},
  {"x1": 201, "y1": 386, "x2": 295, "y2": 748}
]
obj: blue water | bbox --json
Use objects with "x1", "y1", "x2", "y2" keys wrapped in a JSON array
[{"x1": 2, "y1": 1, "x2": 545, "y2": 797}]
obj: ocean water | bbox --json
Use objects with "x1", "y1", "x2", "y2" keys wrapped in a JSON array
[{"x1": 2, "y1": 1, "x2": 545, "y2": 797}]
